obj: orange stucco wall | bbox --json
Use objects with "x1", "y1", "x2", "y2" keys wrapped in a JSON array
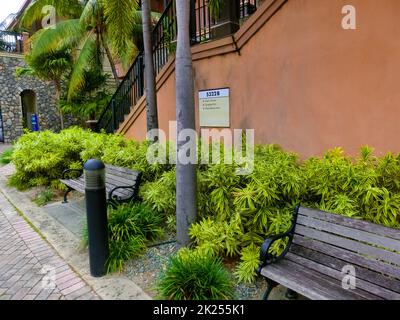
[{"x1": 122, "y1": 0, "x2": 400, "y2": 157}]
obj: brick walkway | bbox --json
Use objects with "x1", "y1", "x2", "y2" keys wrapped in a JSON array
[{"x1": 0, "y1": 191, "x2": 100, "y2": 300}]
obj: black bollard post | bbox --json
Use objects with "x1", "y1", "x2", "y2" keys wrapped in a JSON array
[{"x1": 84, "y1": 159, "x2": 109, "y2": 277}]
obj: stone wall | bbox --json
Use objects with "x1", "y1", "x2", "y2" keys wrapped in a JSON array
[{"x1": 0, "y1": 52, "x2": 68, "y2": 143}]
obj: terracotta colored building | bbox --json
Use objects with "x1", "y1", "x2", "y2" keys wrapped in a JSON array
[{"x1": 97, "y1": 0, "x2": 400, "y2": 158}]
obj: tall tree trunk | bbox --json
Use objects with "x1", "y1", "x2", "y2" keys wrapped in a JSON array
[
  {"x1": 175, "y1": 0, "x2": 197, "y2": 247},
  {"x1": 142, "y1": 0, "x2": 159, "y2": 141},
  {"x1": 101, "y1": 34, "x2": 121, "y2": 87},
  {"x1": 55, "y1": 80, "x2": 64, "y2": 130}
]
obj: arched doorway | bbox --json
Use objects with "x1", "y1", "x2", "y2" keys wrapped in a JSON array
[
  {"x1": 20, "y1": 90, "x2": 37, "y2": 131},
  {"x1": 0, "y1": 104, "x2": 4, "y2": 142}
]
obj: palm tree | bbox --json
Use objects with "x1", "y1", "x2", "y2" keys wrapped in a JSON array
[
  {"x1": 20, "y1": 0, "x2": 140, "y2": 100},
  {"x1": 16, "y1": 47, "x2": 73, "y2": 129},
  {"x1": 141, "y1": 0, "x2": 159, "y2": 140},
  {"x1": 175, "y1": 0, "x2": 197, "y2": 246}
]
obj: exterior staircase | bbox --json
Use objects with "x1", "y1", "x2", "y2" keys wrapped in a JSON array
[{"x1": 97, "y1": 0, "x2": 259, "y2": 133}]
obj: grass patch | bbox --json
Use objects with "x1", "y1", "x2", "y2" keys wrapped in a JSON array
[
  {"x1": 0, "y1": 148, "x2": 13, "y2": 165},
  {"x1": 34, "y1": 189, "x2": 54, "y2": 206}
]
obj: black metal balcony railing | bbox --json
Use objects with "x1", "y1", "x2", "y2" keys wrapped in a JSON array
[
  {"x1": 191, "y1": 0, "x2": 258, "y2": 43},
  {"x1": 97, "y1": 0, "x2": 258, "y2": 133},
  {"x1": 0, "y1": 31, "x2": 24, "y2": 53}
]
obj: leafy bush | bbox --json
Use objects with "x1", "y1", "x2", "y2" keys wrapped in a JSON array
[
  {"x1": 12, "y1": 129, "x2": 400, "y2": 283},
  {"x1": 107, "y1": 237, "x2": 146, "y2": 273},
  {"x1": 108, "y1": 203, "x2": 164, "y2": 242},
  {"x1": 156, "y1": 249, "x2": 235, "y2": 300},
  {"x1": 0, "y1": 148, "x2": 13, "y2": 165},
  {"x1": 106, "y1": 203, "x2": 164, "y2": 273},
  {"x1": 11, "y1": 128, "x2": 170, "y2": 189}
]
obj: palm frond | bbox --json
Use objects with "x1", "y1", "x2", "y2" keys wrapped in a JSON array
[
  {"x1": 67, "y1": 31, "x2": 98, "y2": 100},
  {"x1": 29, "y1": 19, "x2": 83, "y2": 58},
  {"x1": 80, "y1": 0, "x2": 97, "y2": 29},
  {"x1": 101, "y1": 0, "x2": 139, "y2": 54},
  {"x1": 20, "y1": 0, "x2": 83, "y2": 29}
]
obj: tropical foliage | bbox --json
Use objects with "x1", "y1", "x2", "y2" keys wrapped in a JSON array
[
  {"x1": 106, "y1": 203, "x2": 164, "y2": 273},
  {"x1": 20, "y1": 0, "x2": 142, "y2": 98},
  {"x1": 10, "y1": 129, "x2": 400, "y2": 283},
  {"x1": 156, "y1": 249, "x2": 235, "y2": 300},
  {"x1": 16, "y1": 47, "x2": 73, "y2": 128}
]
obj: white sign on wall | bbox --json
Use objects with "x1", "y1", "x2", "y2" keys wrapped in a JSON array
[{"x1": 198, "y1": 88, "x2": 230, "y2": 127}]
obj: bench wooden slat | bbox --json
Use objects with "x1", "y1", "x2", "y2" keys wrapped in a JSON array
[
  {"x1": 285, "y1": 253, "x2": 400, "y2": 300},
  {"x1": 287, "y1": 248, "x2": 400, "y2": 298},
  {"x1": 105, "y1": 185, "x2": 132, "y2": 199},
  {"x1": 79, "y1": 171, "x2": 138, "y2": 187},
  {"x1": 60, "y1": 179, "x2": 85, "y2": 194},
  {"x1": 259, "y1": 206, "x2": 400, "y2": 300},
  {"x1": 61, "y1": 165, "x2": 141, "y2": 204},
  {"x1": 298, "y1": 207, "x2": 400, "y2": 241},
  {"x1": 261, "y1": 259, "x2": 382, "y2": 300},
  {"x1": 295, "y1": 224, "x2": 400, "y2": 266},
  {"x1": 105, "y1": 164, "x2": 138, "y2": 177},
  {"x1": 294, "y1": 235, "x2": 400, "y2": 280},
  {"x1": 105, "y1": 175, "x2": 138, "y2": 188},
  {"x1": 70, "y1": 176, "x2": 133, "y2": 198},
  {"x1": 297, "y1": 214, "x2": 400, "y2": 252}
]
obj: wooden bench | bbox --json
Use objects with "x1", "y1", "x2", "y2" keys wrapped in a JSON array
[
  {"x1": 257, "y1": 206, "x2": 400, "y2": 300},
  {"x1": 60, "y1": 164, "x2": 142, "y2": 206}
]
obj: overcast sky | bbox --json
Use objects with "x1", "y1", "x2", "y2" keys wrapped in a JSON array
[{"x1": 0, "y1": 0, "x2": 26, "y2": 24}]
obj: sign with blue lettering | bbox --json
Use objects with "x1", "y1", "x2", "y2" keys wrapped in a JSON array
[
  {"x1": 31, "y1": 114, "x2": 40, "y2": 132},
  {"x1": 198, "y1": 88, "x2": 230, "y2": 127}
]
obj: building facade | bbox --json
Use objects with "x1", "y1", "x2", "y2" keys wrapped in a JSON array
[{"x1": 108, "y1": 0, "x2": 400, "y2": 157}]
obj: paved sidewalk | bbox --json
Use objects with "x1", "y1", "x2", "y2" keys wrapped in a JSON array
[
  {"x1": 0, "y1": 164, "x2": 151, "y2": 300},
  {"x1": 0, "y1": 191, "x2": 99, "y2": 300}
]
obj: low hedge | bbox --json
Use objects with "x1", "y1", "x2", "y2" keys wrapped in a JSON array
[{"x1": 11, "y1": 128, "x2": 400, "y2": 283}]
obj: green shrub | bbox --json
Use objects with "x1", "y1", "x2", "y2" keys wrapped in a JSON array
[
  {"x1": 156, "y1": 249, "x2": 235, "y2": 300},
  {"x1": 11, "y1": 128, "x2": 400, "y2": 282},
  {"x1": 11, "y1": 128, "x2": 171, "y2": 190},
  {"x1": 142, "y1": 169, "x2": 176, "y2": 216},
  {"x1": 234, "y1": 244, "x2": 260, "y2": 283},
  {"x1": 0, "y1": 148, "x2": 13, "y2": 165},
  {"x1": 107, "y1": 236, "x2": 146, "y2": 273},
  {"x1": 108, "y1": 203, "x2": 164, "y2": 242},
  {"x1": 11, "y1": 129, "x2": 87, "y2": 188},
  {"x1": 106, "y1": 202, "x2": 164, "y2": 273},
  {"x1": 34, "y1": 189, "x2": 54, "y2": 206}
]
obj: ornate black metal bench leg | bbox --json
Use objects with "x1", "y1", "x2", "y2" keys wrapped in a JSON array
[
  {"x1": 62, "y1": 187, "x2": 73, "y2": 204},
  {"x1": 263, "y1": 279, "x2": 278, "y2": 300},
  {"x1": 285, "y1": 288, "x2": 298, "y2": 300}
]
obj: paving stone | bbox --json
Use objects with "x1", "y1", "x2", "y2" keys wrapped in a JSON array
[
  {"x1": 0, "y1": 191, "x2": 97, "y2": 300},
  {"x1": 10, "y1": 287, "x2": 31, "y2": 300},
  {"x1": 61, "y1": 281, "x2": 85, "y2": 296}
]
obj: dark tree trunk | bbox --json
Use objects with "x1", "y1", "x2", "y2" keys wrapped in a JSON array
[
  {"x1": 101, "y1": 33, "x2": 121, "y2": 87},
  {"x1": 142, "y1": 0, "x2": 159, "y2": 141}
]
